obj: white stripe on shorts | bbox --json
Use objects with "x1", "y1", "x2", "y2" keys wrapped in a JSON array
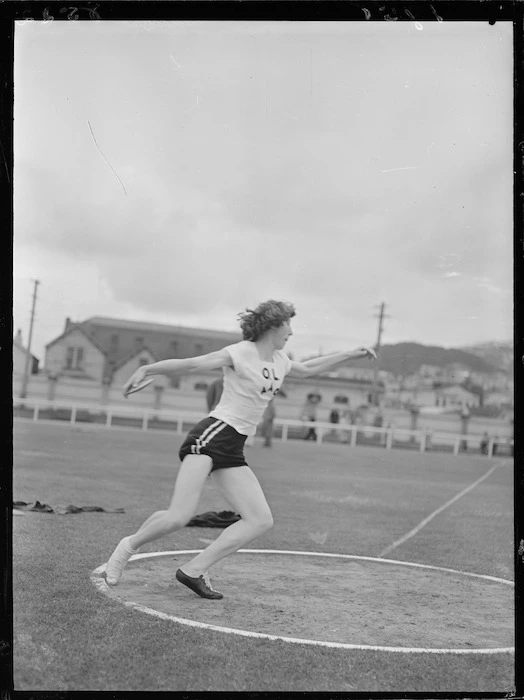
[
  {"x1": 193, "y1": 419, "x2": 223, "y2": 454},
  {"x1": 195, "y1": 420, "x2": 228, "y2": 454},
  {"x1": 199, "y1": 419, "x2": 223, "y2": 442},
  {"x1": 200, "y1": 421, "x2": 228, "y2": 448}
]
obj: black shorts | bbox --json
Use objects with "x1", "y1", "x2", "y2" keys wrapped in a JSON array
[{"x1": 178, "y1": 417, "x2": 248, "y2": 472}]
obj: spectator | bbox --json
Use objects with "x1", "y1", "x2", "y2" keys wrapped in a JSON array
[
  {"x1": 329, "y1": 408, "x2": 340, "y2": 425},
  {"x1": 206, "y1": 377, "x2": 224, "y2": 412},
  {"x1": 373, "y1": 411, "x2": 384, "y2": 444},
  {"x1": 373, "y1": 411, "x2": 384, "y2": 428},
  {"x1": 301, "y1": 398, "x2": 318, "y2": 441},
  {"x1": 480, "y1": 431, "x2": 489, "y2": 455},
  {"x1": 329, "y1": 408, "x2": 340, "y2": 440},
  {"x1": 261, "y1": 399, "x2": 276, "y2": 447}
]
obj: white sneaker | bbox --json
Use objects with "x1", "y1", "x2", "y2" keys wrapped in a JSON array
[{"x1": 105, "y1": 536, "x2": 137, "y2": 586}]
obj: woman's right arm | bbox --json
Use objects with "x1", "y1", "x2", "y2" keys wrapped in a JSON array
[
  {"x1": 123, "y1": 348, "x2": 233, "y2": 394},
  {"x1": 144, "y1": 348, "x2": 233, "y2": 377}
]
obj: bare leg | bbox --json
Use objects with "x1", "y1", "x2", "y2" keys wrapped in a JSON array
[
  {"x1": 105, "y1": 455, "x2": 211, "y2": 585},
  {"x1": 129, "y1": 454, "x2": 212, "y2": 549},
  {"x1": 180, "y1": 466, "x2": 273, "y2": 577}
]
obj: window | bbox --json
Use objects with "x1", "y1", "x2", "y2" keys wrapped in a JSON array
[
  {"x1": 110, "y1": 334, "x2": 119, "y2": 347},
  {"x1": 135, "y1": 336, "x2": 144, "y2": 348},
  {"x1": 194, "y1": 343, "x2": 204, "y2": 355},
  {"x1": 170, "y1": 376, "x2": 180, "y2": 389},
  {"x1": 65, "y1": 346, "x2": 84, "y2": 370},
  {"x1": 170, "y1": 340, "x2": 178, "y2": 356},
  {"x1": 334, "y1": 395, "x2": 349, "y2": 405},
  {"x1": 194, "y1": 381, "x2": 208, "y2": 391}
]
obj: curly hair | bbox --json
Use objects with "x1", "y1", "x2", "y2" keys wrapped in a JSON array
[{"x1": 238, "y1": 300, "x2": 296, "y2": 342}]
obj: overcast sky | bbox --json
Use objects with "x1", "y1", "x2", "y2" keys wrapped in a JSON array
[{"x1": 14, "y1": 20, "x2": 513, "y2": 361}]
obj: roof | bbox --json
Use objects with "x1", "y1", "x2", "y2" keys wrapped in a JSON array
[
  {"x1": 83, "y1": 316, "x2": 241, "y2": 341},
  {"x1": 437, "y1": 384, "x2": 477, "y2": 397},
  {"x1": 110, "y1": 345, "x2": 157, "y2": 372},
  {"x1": 291, "y1": 374, "x2": 382, "y2": 390},
  {"x1": 485, "y1": 388, "x2": 513, "y2": 398},
  {"x1": 45, "y1": 323, "x2": 108, "y2": 355},
  {"x1": 13, "y1": 337, "x2": 39, "y2": 361}
]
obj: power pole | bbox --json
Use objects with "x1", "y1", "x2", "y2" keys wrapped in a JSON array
[
  {"x1": 20, "y1": 279, "x2": 39, "y2": 399},
  {"x1": 371, "y1": 302, "x2": 390, "y2": 405}
]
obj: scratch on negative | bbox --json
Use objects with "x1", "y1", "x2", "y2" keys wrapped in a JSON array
[
  {"x1": 87, "y1": 121, "x2": 127, "y2": 195},
  {"x1": 382, "y1": 166, "x2": 420, "y2": 174},
  {"x1": 0, "y1": 136, "x2": 10, "y2": 184}
]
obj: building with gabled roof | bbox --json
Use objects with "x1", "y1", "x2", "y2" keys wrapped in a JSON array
[
  {"x1": 44, "y1": 315, "x2": 242, "y2": 384},
  {"x1": 45, "y1": 322, "x2": 108, "y2": 381},
  {"x1": 81, "y1": 315, "x2": 240, "y2": 362},
  {"x1": 13, "y1": 330, "x2": 39, "y2": 376},
  {"x1": 110, "y1": 345, "x2": 158, "y2": 388},
  {"x1": 82, "y1": 316, "x2": 240, "y2": 340},
  {"x1": 434, "y1": 384, "x2": 480, "y2": 409}
]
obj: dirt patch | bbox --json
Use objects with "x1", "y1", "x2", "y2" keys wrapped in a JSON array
[{"x1": 96, "y1": 552, "x2": 513, "y2": 650}]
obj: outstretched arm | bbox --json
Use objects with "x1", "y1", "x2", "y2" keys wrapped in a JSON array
[
  {"x1": 123, "y1": 348, "x2": 233, "y2": 395},
  {"x1": 287, "y1": 347, "x2": 376, "y2": 378}
]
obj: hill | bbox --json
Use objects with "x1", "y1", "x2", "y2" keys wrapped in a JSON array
[
  {"x1": 345, "y1": 342, "x2": 499, "y2": 377},
  {"x1": 459, "y1": 341, "x2": 513, "y2": 373}
]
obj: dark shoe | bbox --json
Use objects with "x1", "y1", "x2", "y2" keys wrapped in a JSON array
[{"x1": 176, "y1": 569, "x2": 224, "y2": 599}]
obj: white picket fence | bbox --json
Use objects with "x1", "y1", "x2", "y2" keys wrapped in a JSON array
[{"x1": 13, "y1": 397, "x2": 510, "y2": 459}]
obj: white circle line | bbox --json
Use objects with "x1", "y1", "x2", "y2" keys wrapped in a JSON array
[
  {"x1": 92, "y1": 550, "x2": 515, "y2": 654},
  {"x1": 115, "y1": 549, "x2": 514, "y2": 586}
]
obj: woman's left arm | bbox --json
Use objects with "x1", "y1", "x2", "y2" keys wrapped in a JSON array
[{"x1": 287, "y1": 347, "x2": 376, "y2": 378}]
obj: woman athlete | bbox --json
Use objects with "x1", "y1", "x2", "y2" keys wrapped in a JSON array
[{"x1": 104, "y1": 300, "x2": 376, "y2": 599}]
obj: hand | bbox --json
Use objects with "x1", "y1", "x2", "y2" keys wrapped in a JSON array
[
  {"x1": 357, "y1": 346, "x2": 377, "y2": 360},
  {"x1": 122, "y1": 365, "x2": 149, "y2": 396}
]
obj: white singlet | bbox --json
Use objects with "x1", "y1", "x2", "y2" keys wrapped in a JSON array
[{"x1": 209, "y1": 340, "x2": 292, "y2": 436}]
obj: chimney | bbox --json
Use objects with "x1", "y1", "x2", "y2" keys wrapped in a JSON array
[{"x1": 65, "y1": 317, "x2": 72, "y2": 331}]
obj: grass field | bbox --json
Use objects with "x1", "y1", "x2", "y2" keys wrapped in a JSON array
[{"x1": 12, "y1": 419, "x2": 515, "y2": 692}]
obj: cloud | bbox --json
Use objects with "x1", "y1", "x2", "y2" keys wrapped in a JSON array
[
  {"x1": 14, "y1": 21, "x2": 513, "y2": 354},
  {"x1": 474, "y1": 279, "x2": 510, "y2": 295}
]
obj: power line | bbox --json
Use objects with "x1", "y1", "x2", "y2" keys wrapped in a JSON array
[{"x1": 20, "y1": 279, "x2": 39, "y2": 399}]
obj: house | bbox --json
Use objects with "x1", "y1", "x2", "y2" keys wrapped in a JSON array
[
  {"x1": 484, "y1": 389, "x2": 514, "y2": 409},
  {"x1": 418, "y1": 364, "x2": 443, "y2": 379},
  {"x1": 45, "y1": 323, "x2": 107, "y2": 381},
  {"x1": 439, "y1": 364, "x2": 471, "y2": 385},
  {"x1": 81, "y1": 316, "x2": 241, "y2": 367},
  {"x1": 44, "y1": 316, "x2": 241, "y2": 384},
  {"x1": 110, "y1": 346, "x2": 159, "y2": 388},
  {"x1": 13, "y1": 330, "x2": 39, "y2": 376},
  {"x1": 434, "y1": 384, "x2": 480, "y2": 409},
  {"x1": 334, "y1": 366, "x2": 375, "y2": 382},
  {"x1": 269, "y1": 373, "x2": 382, "y2": 422}
]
